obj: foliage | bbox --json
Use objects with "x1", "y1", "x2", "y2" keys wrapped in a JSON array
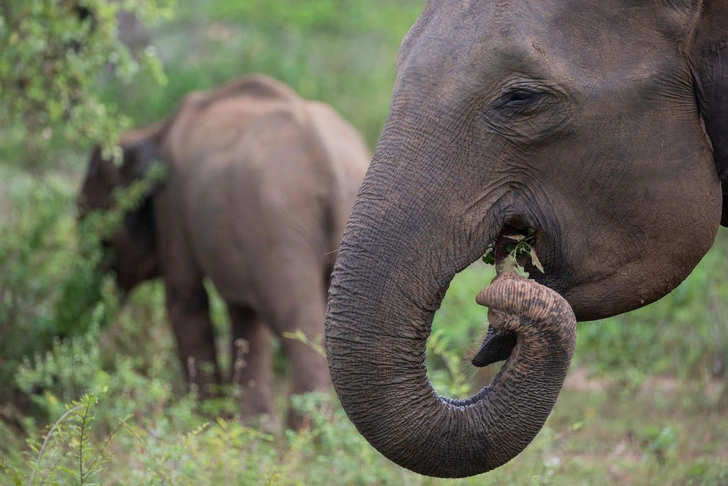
[
  {"x1": 15, "y1": 323, "x2": 104, "y2": 418},
  {"x1": 0, "y1": 334, "x2": 407, "y2": 484},
  {"x1": 0, "y1": 179, "x2": 109, "y2": 404},
  {"x1": 0, "y1": 0, "x2": 175, "y2": 165},
  {"x1": 482, "y1": 227, "x2": 544, "y2": 275},
  {"x1": 2, "y1": 349, "x2": 724, "y2": 484},
  {"x1": 4, "y1": 391, "x2": 127, "y2": 486},
  {"x1": 0, "y1": 161, "x2": 166, "y2": 412},
  {"x1": 427, "y1": 328, "x2": 478, "y2": 398}
]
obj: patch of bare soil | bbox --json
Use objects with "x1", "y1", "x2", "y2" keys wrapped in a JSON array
[
  {"x1": 563, "y1": 367, "x2": 613, "y2": 391},
  {"x1": 564, "y1": 367, "x2": 725, "y2": 400}
]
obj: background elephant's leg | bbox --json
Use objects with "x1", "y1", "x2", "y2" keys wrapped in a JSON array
[
  {"x1": 268, "y1": 264, "x2": 330, "y2": 429},
  {"x1": 165, "y1": 279, "x2": 222, "y2": 399},
  {"x1": 155, "y1": 191, "x2": 221, "y2": 399},
  {"x1": 279, "y1": 321, "x2": 329, "y2": 429},
  {"x1": 227, "y1": 304, "x2": 276, "y2": 422}
]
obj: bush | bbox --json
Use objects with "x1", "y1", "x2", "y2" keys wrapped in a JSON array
[
  {"x1": 0, "y1": 0, "x2": 175, "y2": 165},
  {"x1": 0, "y1": 178, "x2": 114, "y2": 403}
]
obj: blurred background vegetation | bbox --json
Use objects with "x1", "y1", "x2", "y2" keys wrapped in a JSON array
[{"x1": 0, "y1": 1, "x2": 726, "y2": 484}]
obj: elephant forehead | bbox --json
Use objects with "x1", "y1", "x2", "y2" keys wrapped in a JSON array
[{"x1": 400, "y1": 0, "x2": 685, "y2": 97}]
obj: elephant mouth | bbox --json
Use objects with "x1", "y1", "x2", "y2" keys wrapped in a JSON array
[
  {"x1": 471, "y1": 221, "x2": 547, "y2": 369},
  {"x1": 490, "y1": 221, "x2": 543, "y2": 275}
]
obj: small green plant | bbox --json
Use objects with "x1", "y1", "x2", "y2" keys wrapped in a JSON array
[
  {"x1": 15, "y1": 319, "x2": 105, "y2": 414},
  {"x1": 642, "y1": 426, "x2": 677, "y2": 467},
  {"x1": 482, "y1": 228, "x2": 544, "y2": 275},
  {"x1": 124, "y1": 420, "x2": 210, "y2": 484},
  {"x1": 427, "y1": 328, "x2": 474, "y2": 399},
  {"x1": 282, "y1": 329, "x2": 324, "y2": 357},
  {"x1": 2, "y1": 391, "x2": 128, "y2": 486}
]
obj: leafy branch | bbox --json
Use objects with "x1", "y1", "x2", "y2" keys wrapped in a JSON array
[
  {"x1": 482, "y1": 227, "x2": 544, "y2": 275},
  {"x1": 19, "y1": 391, "x2": 129, "y2": 486},
  {"x1": 0, "y1": 0, "x2": 176, "y2": 162}
]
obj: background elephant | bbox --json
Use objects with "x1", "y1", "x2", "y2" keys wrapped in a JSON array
[
  {"x1": 79, "y1": 74, "x2": 370, "y2": 428},
  {"x1": 325, "y1": 0, "x2": 728, "y2": 479}
]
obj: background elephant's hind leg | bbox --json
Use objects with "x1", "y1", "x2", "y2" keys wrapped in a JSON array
[
  {"x1": 228, "y1": 304, "x2": 277, "y2": 429},
  {"x1": 269, "y1": 272, "x2": 330, "y2": 430},
  {"x1": 165, "y1": 279, "x2": 222, "y2": 400}
]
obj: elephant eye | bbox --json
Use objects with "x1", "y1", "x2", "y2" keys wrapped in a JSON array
[{"x1": 503, "y1": 90, "x2": 540, "y2": 107}]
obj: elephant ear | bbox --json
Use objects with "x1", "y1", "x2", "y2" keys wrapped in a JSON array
[
  {"x1": 119, "y1": 133, "x2": 165, "y2": 199},
  {"x1": 690, "y1": 0, "x2": 728, "y2": 225},
  {"x1": 115, "y1": 134, "x2": 164, "y2": 265}
]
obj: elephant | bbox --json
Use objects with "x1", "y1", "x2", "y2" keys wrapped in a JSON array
[
  {"x1": 78, "y1": 74, "x2": 370, "y2": 428},
  {"x1": 325, "y1": 0, "x2": 728, "y2": 479}
]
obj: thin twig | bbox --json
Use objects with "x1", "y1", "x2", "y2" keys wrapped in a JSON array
[
  {"x1": 27, "y1": 405, "x2": 83, "y2": 486},
  {"x1": 78, "y1": 396, "x2": 94, "y2": 483},
  {"x1": 86, "y1": 414, "x2": 131, "y2": 477}
]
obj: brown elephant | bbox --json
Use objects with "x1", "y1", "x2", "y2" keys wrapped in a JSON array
[
  {"x1": 79, "y1": 74, "x2": 370, "y2": 428},
  {"x1": 325, "y1": 0, "x2": 728, "y2": 478}
]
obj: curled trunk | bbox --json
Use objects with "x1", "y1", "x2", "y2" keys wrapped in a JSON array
[{"x1": 326, "y1": 271, "x2": 576, "y2": 478}]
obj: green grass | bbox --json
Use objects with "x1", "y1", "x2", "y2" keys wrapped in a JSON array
[
  {"x1": 2, "y1": 366, "x2": 725, "y2": 485},
  {"x1": 1, "y1": 0, "x2": 727, "y2": 483}
]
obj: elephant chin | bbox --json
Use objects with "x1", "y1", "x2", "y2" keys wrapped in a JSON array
[{"x1": 326, "y1": 270, "x2": 577, "y2": 478}]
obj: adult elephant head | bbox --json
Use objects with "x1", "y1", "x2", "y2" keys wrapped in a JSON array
[{"x1": 325, "y1": 0, "x2": 728, "y2": 478}]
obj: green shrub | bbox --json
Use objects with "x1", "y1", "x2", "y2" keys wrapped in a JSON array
[
  {"x1": 0, "y1": 164, "x2": 171, "y2": 418},
  {"x1": 0, "y1": 179, "x2": 110, "y2": 402},
  {"x1": 0, "y1": 0, "x2": 176, "y2": 165}
]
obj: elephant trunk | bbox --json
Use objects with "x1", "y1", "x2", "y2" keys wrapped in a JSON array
[{"x1": 326, "y1": 214, "x2": 577, "y2": 477}]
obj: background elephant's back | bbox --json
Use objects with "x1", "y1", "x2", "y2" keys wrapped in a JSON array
[
  {"x1": 159, "y1": 74, "x2": 305, "y2": 167},
  {"x1": 161, "y1": 79, "x2": 368, "y2": 306},
  {"x1": 303, "y1": 100, "x2": 370, "y2": 265}
]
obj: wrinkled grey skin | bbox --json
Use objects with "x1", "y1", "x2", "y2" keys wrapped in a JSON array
[
  {"x1": 325, "y1": 0, "x2": 728, "y2": 478},
  {"x1": 79, "y1": 74, "x2": 370, "y2": 428}
]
